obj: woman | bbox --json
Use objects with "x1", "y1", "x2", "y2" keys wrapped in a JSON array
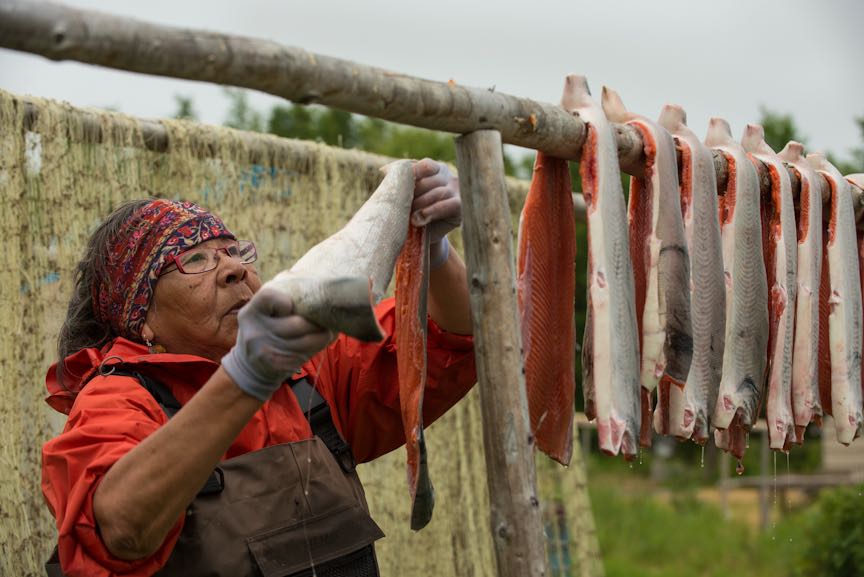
[{"x1": 42, "y1": 159, "x2": 476, "y2": 577}]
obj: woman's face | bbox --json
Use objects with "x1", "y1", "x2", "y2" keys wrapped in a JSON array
[{"x1": 142, "y1": 238, "x2": 262, "y2": 362}]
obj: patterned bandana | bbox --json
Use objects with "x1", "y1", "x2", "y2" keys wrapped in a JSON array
[{"x1": 94, "y1": 199, "x2": 235, "y2": 341}]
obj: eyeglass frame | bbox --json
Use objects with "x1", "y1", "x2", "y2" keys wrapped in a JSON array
[{"x1": 159, "y1": 239, "x2": 258, "y2": 276}]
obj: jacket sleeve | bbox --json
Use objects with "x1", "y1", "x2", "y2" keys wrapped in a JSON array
[
  {"x1": 41, "y1": 375, "x2": 184, "y2": 577},
  {"x1": 312, "y1": 297, "x2": 476, "y2": 463}
]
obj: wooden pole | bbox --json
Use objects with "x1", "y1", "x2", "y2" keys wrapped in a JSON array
[
  {"x1": 2, "y1": 1, "x2": 863, "y2": 224},
  {"x1": 455, "y1": 130, "x2": 547, "y2": 577}
]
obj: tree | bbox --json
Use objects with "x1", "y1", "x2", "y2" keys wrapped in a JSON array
[
  {"x1": 173, "y1": 94, "x2": 198, "y2": 121},
  {"x1": 759, "y1": 106, "x2": 806, "y2": 152},
  {"x1": 223, "y1": 88, "x2": 263, "y2": 132}
]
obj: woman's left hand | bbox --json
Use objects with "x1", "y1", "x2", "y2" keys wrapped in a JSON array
[{"x1": 410, "y1": 158, "x2": 461, "y2": 244}]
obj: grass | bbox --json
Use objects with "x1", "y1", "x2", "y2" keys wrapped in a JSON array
[{"x1": 588, "y1": 472, "x2": 810, "y2": 577}]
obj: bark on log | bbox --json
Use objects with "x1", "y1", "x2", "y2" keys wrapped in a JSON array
[
  {"x1": 455, "y1": 130, "x2": 547, "y2": 577},
  {"x1": 2, "y1": 0, "x2": 862, "y2": 224}
]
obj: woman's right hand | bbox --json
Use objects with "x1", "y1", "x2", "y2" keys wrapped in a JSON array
[{"x1": 221, "y1": 288, "x2": 331, "y2": 401}]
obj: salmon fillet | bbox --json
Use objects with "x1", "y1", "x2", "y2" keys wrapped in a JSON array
[
  {"x1": 395, "y1": 223, "x2": 433, "y2": 529},
  {"x1": 517, "y1": 149, "x2": 577, "y2": 465}
]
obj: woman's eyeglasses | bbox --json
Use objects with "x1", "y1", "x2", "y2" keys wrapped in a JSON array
[{"x1": 160, "y1": 240, "x2": 257, "y2": 275}]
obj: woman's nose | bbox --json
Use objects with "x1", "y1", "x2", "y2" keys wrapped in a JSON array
[{"x1": 216, "y1": 250, "x2": 247, "y2": 285}]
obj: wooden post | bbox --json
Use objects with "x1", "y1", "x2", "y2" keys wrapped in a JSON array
[{"x1": 455, "y1": 129, "x2": 547, "y2": 577}]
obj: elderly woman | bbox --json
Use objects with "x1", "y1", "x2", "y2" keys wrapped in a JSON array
[{"x1": 42, "y1": 160, "x2": 476, "y2": 577}]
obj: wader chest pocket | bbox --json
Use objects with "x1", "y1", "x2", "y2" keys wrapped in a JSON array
[{"x1": 248, "y1": 504, "x2": 383, "y2": 577}]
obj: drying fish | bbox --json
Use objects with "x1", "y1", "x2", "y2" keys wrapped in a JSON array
[
  {"x1": 808, "y1": 154, "x2": 863, "y2": 445},
  {"x1": 562, "y1": 75, "x2": 640, "y2": 459},
  {"x1": 742, "y1": 126, "x2": 798, "y2": 451},
  {"x1": 657, "y1": 105, "x2": 725, "y2": 444},
  {"x1": 852, "y1": 174, "x2": 864, "y2": 433},
  {"x1": 517, "y1": 140, "x2": 577, "y2": 465},
  {"x1": 395, "y1": 223, "x2": 433, "y2": 529},
  {"x1": 778, "y1": 142, "x2": 824, "y2": 442},
  {"x1": 266, "y1": 160, "x2": 415, "y2": 340},
  {"x1": 603, "y1": 87, "x2": 693, "y2": 447},
  {"x1": 706, "y1": 118, "x2": 768, "y2": 460}
]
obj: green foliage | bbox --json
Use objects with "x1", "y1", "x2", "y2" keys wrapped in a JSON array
[
  {"x1": 794, "y1": 486, "x2": 864, "y2": 577},
  {"x1": 590, "y1": 474, "x2": 808, "y2": 577},
  {"x1": 759, "y1": 106, "x2": 806, "y2": 152},
  {"x1": 173, "y1": 94, "x2": 198, "y2": 121},
  {"x1": 223, "y1": 88, "x2": 263, "y2": 132}
]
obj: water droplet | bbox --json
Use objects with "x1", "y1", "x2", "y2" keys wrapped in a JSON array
[
  {"x1": 639, "y1": 448, "x2": 643, "y2": 466},
  {"x1": 629, "y1": 462, "x2": 634, "y2": 470},
  {"x1": 745, "y1": 433, "x2": 750, "y2": 449},
  {"x1": 736, "y1": 460, "x2": 745, "y2": 475},
  {"x1": 700, "y1": 445, "x2": 705, "y2": 468}
]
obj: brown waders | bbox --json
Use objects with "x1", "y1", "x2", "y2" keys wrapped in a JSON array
[{"x1": 46, "y1": 372, "x2": 384, "y2": 577}]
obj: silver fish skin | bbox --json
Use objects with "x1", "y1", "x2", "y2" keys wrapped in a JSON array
[
  {"x1": 603, "y1": 87, "x2": 693, "y2": 447},
  {"x1": 742, "y1": 125, "x2": 798, "y2": 451},
  {"x1": 807, "y1": 154, "x2": 863, "y2": 445},
  {"x1": 562, "y1": 75, "x2": 640, "y2": 458},
  {"x1": 657, "y1": 105, "x2": 725, "y2": 443},
  {"x1": 266, "y1": 160, "x2": 415, "y2": 339},
  {"x1": 778, "y1": 142, "x2": 823, "y2": 441},
  {"x1": 706, "y1": 118, "x2": 768, "y2": 458}
]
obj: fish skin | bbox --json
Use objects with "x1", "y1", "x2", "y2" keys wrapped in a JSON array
[
  {"x1": 706, "y1": 118, "x2": 768, "y2": 459},
  {"x1": 266, "y1": 160, "x2": 415, "y2": 340},
  {"x1": 850, "y1": 174, "x2": 864, "y2": 407},
  {"x1": 563, "y1": 75, "x2": 640, "y2": 459},
  {"x1": 603, "y1": 87, "x2": 693, "y2": 448},
  {"x1": 517, "y1": 142, "x2": 576, "y2": 465},
  {"x1": 807, "y1": 155, "x2": 864, "y2": 445},
  {"x1": 778, "y1": 142, "x2": 824, "y2": 441},
  {"x1": 657, "y1": 105, "x2": 725, "y2": 444},
  {"x1": 395, "y1": 223, "x2": 433, "y2": 529},
  {"x1": 742, "y1": 126, "x2": 798, "y2": 451}
]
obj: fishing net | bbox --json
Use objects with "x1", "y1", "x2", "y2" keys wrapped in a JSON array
[{"x1": 0, "y1": 89, "x2": 600, "y2": 577}]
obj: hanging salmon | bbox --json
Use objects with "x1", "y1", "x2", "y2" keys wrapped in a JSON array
[
  {"x1": 852, "y1": 174, "x2": 864, "y2": 429},
  {"x1": 657, "y1": 105, "x2": 725, "y2": 443},
  {"x1": 395, "y1": 223, "x2": 433, "y2": 529},
  {"x1": 602, "y1": 88, "x2": 693, "y2": 447},
  {"x1": 562, "y1": 75, "x2": 640, "y2": 459},
  {"x1": 807, "y1": 154, "x2": 863, "y2": 445},
  {"x1": 517, "y1": 126, "x2": 576, "y2": 465},
  {"x1": 706, "y1": 119, "x2": 768, "y2": 460},
  {"x1": 778, "y1": 142, "x2": 824, "y2": 442},
  {"x1": 742, "y1": 126, "x2": 798, "y2": 451}
]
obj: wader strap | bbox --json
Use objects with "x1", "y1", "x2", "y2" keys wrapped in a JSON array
[{"x1": 290, "y1": 377, "x2": 357, "y2": 474}]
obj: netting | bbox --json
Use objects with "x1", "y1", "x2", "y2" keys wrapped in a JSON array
[{"x1": 0, "y1": 89, "x2": 601, "y2": 577}]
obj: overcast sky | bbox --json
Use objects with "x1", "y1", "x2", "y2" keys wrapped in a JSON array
[{"x1": 1, "y1": 0, "x2": 862, "y2": 162}]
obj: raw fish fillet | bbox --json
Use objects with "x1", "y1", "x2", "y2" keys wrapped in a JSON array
[
  {"x1": 706, "y1": 119, "x2": 768, "y2": 460},
  {"x1": 808, "y1": 155, "x2": 863, "y2": 445},
  {"x1": 395, "y1": 223, "x2": 433, "y2": 529},
  {"x1": 603, "y1": 88, "x2": 693, "y2": 447},
  {"x1": 562, "y1": 75, "x2": 640, "y2": 459},
  {"x1": 778, "y1": 142, "x2": 823, "y2": 442},
  {"x1": 657, "y1": 105, "x2": 725, "y2": 443},
  {"x1": 849, "y1": 174, "x2": 864, "y2": 419},
  {"x1": 742, "y1": 126, "x2": 798, "y2": 451},
  {"x1": 517, "y1": 145, "x2": 576, "y2": 465}
]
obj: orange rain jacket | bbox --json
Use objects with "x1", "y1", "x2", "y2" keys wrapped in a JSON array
[{"x1": 42, "y1": 299, "x2": 476, "y2": 577}]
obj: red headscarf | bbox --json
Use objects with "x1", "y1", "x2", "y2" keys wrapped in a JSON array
[{"x1": 93, "y1": 199, "x2": 234, "y2": 341}]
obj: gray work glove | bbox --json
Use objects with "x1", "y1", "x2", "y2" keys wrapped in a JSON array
[
  {"x1": 221, "y1": 288, "x2": 332, "y2": 401},
  {"x1": 411, "y1": 159, "x2": 462, "y2": 268}
]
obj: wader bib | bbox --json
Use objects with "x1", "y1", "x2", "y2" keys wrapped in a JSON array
[{"x1": 46, "y1": 371, "x2": 384, "y2": 577}]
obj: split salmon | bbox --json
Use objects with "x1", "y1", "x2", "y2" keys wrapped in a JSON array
[
  {"x1": 779, "y1": 142, "x2": 824, "y2": 441},
  {"x1": 657, "y1": 105, "x2": 725, "y2": 444},
  {"x1": 808, "y1": 154, "x2": 863, "y2": 445},
  {"x1": 394, "y1": 223, "x2": 433, "y2": 529},
  {"x1": 267, "y1": 160, "x2": 415, "y2": 341},
  {"x1": 742, "y1": 126, "x2": 798, "y2": 451},
  {"x1": 562, "y1": 75, "x2": 640, "y2": 458},
  {"x1": 706, "y1": 119, "x2": 768, "y2": 460},
  {"x1": 602, "y1": 88, "x2": 693, "y2": 447},
  {"x1": 517, "y1": 144, "x2": 576, "y2": 465}
]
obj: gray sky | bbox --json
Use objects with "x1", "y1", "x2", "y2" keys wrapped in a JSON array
[{"x1": 1, "y1": 0, "x2": 862, "y2": 162}]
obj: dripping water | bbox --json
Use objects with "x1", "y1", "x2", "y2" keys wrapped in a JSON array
[
  {"x1": 745, "y1": 433, "x2": 750, "y2": 449},
  {"x1": 736, "y1": 460, "x2": 745, "y2": 475},
  {"x1": 771, "y1": 451, "x2": 777, "y2": 540},
  {"x1": 786, "y1": 451, "x2": 793, "y2": 543},
  {"x1": 700, "y1": 445, "x2": 705, "y2": 469}
]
